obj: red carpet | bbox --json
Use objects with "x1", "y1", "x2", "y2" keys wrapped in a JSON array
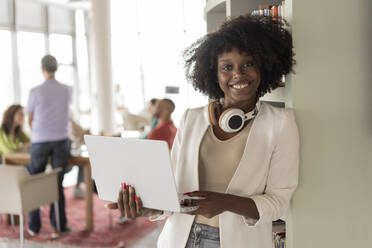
[{"x1": 0, "y1": 187, "x2": 164, "y2": 247}]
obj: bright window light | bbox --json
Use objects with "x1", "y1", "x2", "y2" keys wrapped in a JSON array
[
  {"x1": 75, "y1": 9, "x2": 86, "y2": 35},
  {"x1": 111, "y1": 0, "x2": 208, "y2": 125},
  {"x1": 49, "y1": 33, "x2": 73, "y2": 65},
  {"x1": 56, "y1": 65, "x2": 74, "y2": 86},
  {"x1": 75, "y1": 9, "x2": 91, "y2": 129},
  {"x1": 0, "y1": 30, "x2": 14, "y2": 115},
  {"x1": 17, "y1": 32, "x2": 45, "y2": 106}
]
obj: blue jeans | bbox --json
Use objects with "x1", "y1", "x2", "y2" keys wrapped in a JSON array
[
  {"x1": 27, "y1": 139, "x2": 70, "y2": 233},
  {"x1": 185, "y1": 223, "x2": 220, "y2": 248}
]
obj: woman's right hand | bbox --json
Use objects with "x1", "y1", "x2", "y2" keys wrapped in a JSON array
[{"x1": 105, "y1": 183, "x2": 163, "y2": 219}]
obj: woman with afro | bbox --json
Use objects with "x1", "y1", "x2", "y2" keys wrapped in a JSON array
[{"x1": 108, "y1": 14, "x2": 299, "y2": 248}]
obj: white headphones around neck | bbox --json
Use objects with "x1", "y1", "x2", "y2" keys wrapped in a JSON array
[{"x1": 208, "y1": 99, "x2": 260, "y2": 133}]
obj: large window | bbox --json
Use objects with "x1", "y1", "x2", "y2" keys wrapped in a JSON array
[
  {"x1": 49, "y1": 33, "x2": 74, "y2": 86},
  {"x1": 0, "y1": 30, "x2": 13, "y2": 115},
  {"x1": 111, "y1": 0, "x2": 208, "y2": 124},
  {"x1": 75, "y1": 10, "x2": 91, "y2": 128},
  {"x1": 2, "y1": 1, "x2": 85, "y2": 127},
  {"x1": 17, "y1": 32, "x2": 45, "y2": 106},
  {"x1": 49, "y1": 34, "x2": 73, "y2": 64},
  {"x1": 111, "y1": 0, "x2": 143, "y2": 113}
]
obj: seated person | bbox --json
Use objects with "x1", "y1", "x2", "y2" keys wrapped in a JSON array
[
  {"x1": 147, "y1": 98, "x2": 177, "y2": 149},
  {"x1": 0, "y1": 104, "x2": 30, "y2": 164},
  {"x1": 139, "y1": 98, "x2": 158, "y2": 138},
  {"x1": 117, "y1": 99, "x2": 176, "y2": 225}
]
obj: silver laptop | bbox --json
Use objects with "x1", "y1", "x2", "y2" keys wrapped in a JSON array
[{"x1": 84, "y1": 135, "x2": 199, "y2": 213}]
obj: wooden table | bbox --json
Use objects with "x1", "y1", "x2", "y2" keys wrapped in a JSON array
[{"x1": 2, "y1": 153, "x2": 94, "y2": 231}]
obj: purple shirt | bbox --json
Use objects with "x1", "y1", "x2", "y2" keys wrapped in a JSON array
[{"x1": 27, "y1": 79, "x2": 72, "y2": 143}]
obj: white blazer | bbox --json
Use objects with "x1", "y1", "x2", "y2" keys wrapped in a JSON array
[{"x1": 155, "y1": 102, "x2": 300, "y2": 248}]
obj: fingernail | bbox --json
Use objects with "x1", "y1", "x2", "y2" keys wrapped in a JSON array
[
  {"x1": 135, "y1": 196, "x2": 139, "y2": 202},
  {"x1": 121, "y1": 183, "x2": 127, "y2": 190},
  {"x1": 184, "y1": 192, "x2": 191, "y2": 196}
]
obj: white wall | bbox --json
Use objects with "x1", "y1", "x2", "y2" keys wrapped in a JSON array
[{"x1": 291, "y1": 0, "x2": 372, "y2": 247}]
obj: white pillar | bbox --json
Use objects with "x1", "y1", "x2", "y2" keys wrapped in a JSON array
[{"x1": 89, "y1": 0, "x2": 115, "y2": 134}]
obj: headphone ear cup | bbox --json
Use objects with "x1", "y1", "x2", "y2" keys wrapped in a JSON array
[
  {"x1": 208, "y1": 102, "x2": 219, "y2": 126},
  {"x1": 218, "y1": 108, "x2": 234, "y2": 131},
  {"x1": 219, "y1": 108, "x2": 245, "y2": 133},
  {"x1": 218, "y1": 108, "x2": 233, "y2": 128}
]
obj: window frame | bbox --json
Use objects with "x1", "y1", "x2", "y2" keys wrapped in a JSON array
[{"x1": 0, "y1": 0, "x2": 91, "y2": 120}]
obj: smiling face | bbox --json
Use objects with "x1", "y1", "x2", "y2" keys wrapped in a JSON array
[{"x1": 217, "y1": 48, "x2": 261, "y2": 111}]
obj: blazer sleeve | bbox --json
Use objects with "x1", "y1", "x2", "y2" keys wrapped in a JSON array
[
  {"x1": 149, "y1": 109, "x2": 189, "y2": 222},
  {"x1": 244, "y1": 109, "x2": 300, "y2": 227}
]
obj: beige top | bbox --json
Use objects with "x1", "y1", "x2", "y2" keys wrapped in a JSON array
[{"x1": 195, "y1": 120, "x2": 253, "y2": 227}]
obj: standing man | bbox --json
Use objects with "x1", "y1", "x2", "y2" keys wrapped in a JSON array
[
  {"x1": 26, "y1": 55, "x2": 72, "y2": 237},
  {"x1": 147, "y1": 98, "x2": 177, "y2": 149}
]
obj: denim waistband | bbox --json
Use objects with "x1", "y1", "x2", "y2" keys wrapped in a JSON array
[{"x1": 190, "y1": 222, "x2": 220, "y2": 241}]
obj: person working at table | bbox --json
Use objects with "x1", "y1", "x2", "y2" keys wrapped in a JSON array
[
  {"x1": 139, "y1": 98, "x2": 159, "y2": 138},
  {"x1": 0, "y1": 104, "x2": 30, "y2": 164},
  {"x1": 26, "y1": 54, "x2": 72, "y2": 238},
  {"x1": 147, "y1": 98, "x2": 177, "y2": 149},
  {"x1": 115, "y1": 98, "x2": 177, "y2": 226}
]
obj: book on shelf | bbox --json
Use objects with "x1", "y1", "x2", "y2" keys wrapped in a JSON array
[
  {"x1": 272, "y1": 219, "x2": 286, "y2": 248},
  {"x1": 251, "y1": 4, "x2": 287, "y2": 88},
  {"x1": 273, "y1": 231, "x2": 286, "y2": 248},
  {"x1": 251, "y1": 3, "x2": 285, "y2": 19}
]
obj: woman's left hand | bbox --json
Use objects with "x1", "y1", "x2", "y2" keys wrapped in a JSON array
[{"x1": 183, "y1": 191, "x2": 231, "y2": 219}]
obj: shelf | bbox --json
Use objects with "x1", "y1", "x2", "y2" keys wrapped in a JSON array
[
  {"x1": 204, "y1": 0, "x2": 226, "y2": 16},
  {"x1": 261, "y1": 87, "x2": 286, "y2": 103},
  {"x1": 205, "y1": 0, "x2": 227, "y2": 33},
  {"x1": 227, "y1": 0, "x2": 284, "y2": 17}
]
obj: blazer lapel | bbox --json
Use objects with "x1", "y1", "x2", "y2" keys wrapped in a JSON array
[
  {"x1": 193, "y1": 105, "x2": 211, "y2": 190},
  {"x1": 187, "y1": 106, "x2": 210, "y2": 191},
  {"x1": 225, "y1": 103, "x2": 274, "y2": 194}
]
